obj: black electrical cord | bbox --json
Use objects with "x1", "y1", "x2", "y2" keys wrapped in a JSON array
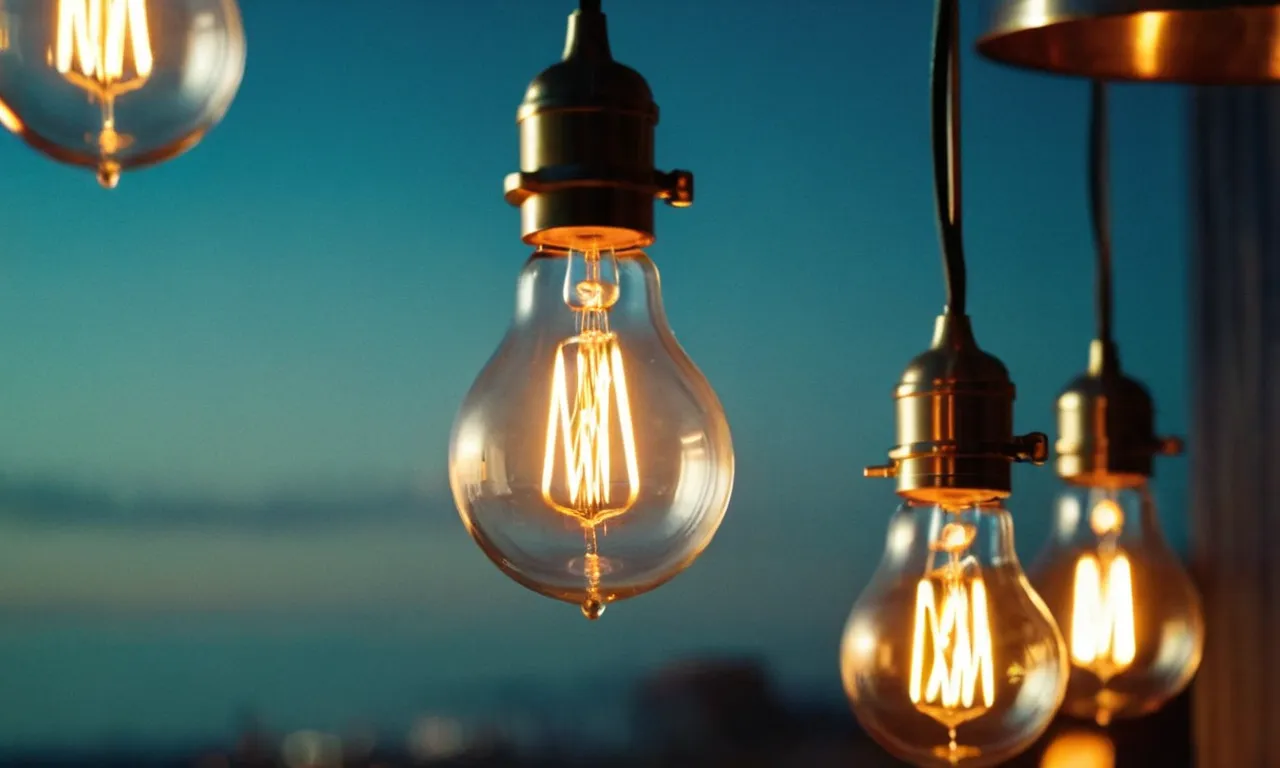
[
  {"x1": 1089, "y1": 80, "x2": 1114, "y2": 344},
  {"x1": 580, "y1": 0, "x2": 601, "y2": 12},
  {"x1": 932, "y1": 0, "x2": 966, "y2": 316}
]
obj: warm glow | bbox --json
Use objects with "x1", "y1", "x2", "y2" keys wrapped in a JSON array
[
  {"x1": 1070, "y1": 500, "x2": 1136, "y2": 680},
  {"x1": 1089, "y1": 499, "x2": 1124, "y2": 536},
  {"x1": 1041, "y1": 729, "x2": 1116, "y2": 768},
  {"x1": 1070, "y1": 552, "x2": 1136, "y2": 674},
  {"x1": 1133, "y1": 12, "x2": 1165, "y2": 78},
  {"x1": 910, "y1": 523, "x2": 996, "y2": 730},
  {"x1": 0, "y1": 99, "x2": 24, "y2": 134},
  {"x1": 540, "y1": 248, "x2": 639, "y2": 527},
  {"x1": 55, "y1": 0, "x2": 153, "y2": 93}
]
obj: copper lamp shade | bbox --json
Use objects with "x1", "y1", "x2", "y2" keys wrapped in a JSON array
[{"x1": 978, "y1": 1, "x2": 1280, "y2": 83}]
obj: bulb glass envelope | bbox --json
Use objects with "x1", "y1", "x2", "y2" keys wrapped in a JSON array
[
  {"x1": 0, "y1": 0, "x2": 245, "y2": 186},
  {"x1": 450, "y1": 246, "x2": 734, "y2": 614},
  {"x1": 841, "y1": 500, "x2": 1068, "y2": 767},
  {"x1": 1031, "y1": 484, "x2": 1204, "y2": 724}
]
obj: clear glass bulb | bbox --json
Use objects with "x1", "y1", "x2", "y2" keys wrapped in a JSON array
[
  {"x1": 449, "y1": 245, "x2": 734, "y2": 620},
  {"x1": 1029, "y1": 483, "x2": 1204, "y2": 726},
  {"x1": 840, "y1": 501, "x2": 1068, "y2": 767},
  {"x1": 0, "y1": 0, "x2": 246, "y2": 188}
]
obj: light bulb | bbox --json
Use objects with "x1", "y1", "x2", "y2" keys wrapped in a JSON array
[
  {"x1": 449, "y1": 245, "x2": 733, "y2": 620},
  {"x1": 0, "y1": 0, "x2": 245, "y2": 187},
  {"x1": 1030, "y1": 483, "x2": 1203, "y2": 725},
  {"x1": 1040, "y1": 728, "x2": 1115, "y2": 768},
  {"x1": 841, "y1": 501, "x2": 1068, "y2": 767}
]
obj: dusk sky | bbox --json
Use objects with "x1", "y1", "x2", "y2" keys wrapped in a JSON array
[{"x1": 0, "y1": 0, "x2": 1188, "y2": 749}]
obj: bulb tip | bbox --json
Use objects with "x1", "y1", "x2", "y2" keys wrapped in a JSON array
[
  {"x1": 581, "y1": 598, "x2": 606, "y2": 621},
  {"x1": 96, "y1": 162, "x2": 120, "y2": 190}
]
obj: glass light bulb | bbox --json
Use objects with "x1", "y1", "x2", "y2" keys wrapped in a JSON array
[
  {"x1": 0, "y1": 0, "x2": 245, "y2": 188},
  {"x1": 449, "y1": 245, "x2": 734, "y2": 620},
  {"x1": 1030, "y1": 483, "x2": 1204, "y2": 726},
  {"x1": 840, "y1": 501, "x2": 1068, "y2": 767}
]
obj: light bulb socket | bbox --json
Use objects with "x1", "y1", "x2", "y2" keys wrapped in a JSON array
[
  {"x1": 504, "y1": 6, "x2": 693, "y2": 252},
  {"x1": 865, "y1": 313, "x2": 1048, "y2": 507},
  {"x1": 1056, "y1": 339, "x2": 1183, "y2": 486}
]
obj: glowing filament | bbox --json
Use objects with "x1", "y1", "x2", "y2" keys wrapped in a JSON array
[
  {"x1": 55, "y1": 0, "x2": 153, "y2": 94},
  {"x1": 1070, "y1": 552, "x2": 1136, "y2": 675},
  {"x1": 909, "y1": 522, "x2": 996, "y2": 731},
  {"x1": 910, "y1": 576, "x2": 996, "y2": 718},
  {"x1": 540, "y1": 261, "x2": 639, "y2": 526},
  {"x1": 1069, "y1": 499, "x2": 1137, "y2": 679}
]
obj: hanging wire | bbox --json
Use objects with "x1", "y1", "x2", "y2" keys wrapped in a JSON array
[
  {"x1": 580, "y1": 0, "x2": 601, "y2": 12},
  {"x1": 1089, "y1": 80, "x2": 1114, "y2": 344},
  {"x1": 932, "y1": 0, "x2": 966, "y2": 316}
]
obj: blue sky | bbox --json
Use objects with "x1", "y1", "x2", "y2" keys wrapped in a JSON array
[{"x1": 0, "y1": 0, "x2": 1189, "y2": 748}]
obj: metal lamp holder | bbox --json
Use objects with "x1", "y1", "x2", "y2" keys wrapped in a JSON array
[{"x1": 504, "y1": 0, "x2": 692, "y2": 252}]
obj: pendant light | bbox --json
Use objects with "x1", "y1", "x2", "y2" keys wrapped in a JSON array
[
  {"x1": 838, "y1": 2, "x2": 1069, "y2": 765},
  {"x1": 1027, "y1": 81, "x2": 1205, "y2": 728},
  {"x1": 448, "y1": 0, "x2": 734, "y2": 621}
]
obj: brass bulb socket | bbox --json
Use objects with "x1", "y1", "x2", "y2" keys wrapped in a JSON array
[
  {"x1": 1056, "y1": 339, "x2": 1183, "y2": 487},
  {"x1": 504, "y1": 8, "x2": 692, "y2": 251},
  {"x1": 865, "y1": 314, "x2": 1048, "y2": 507}
]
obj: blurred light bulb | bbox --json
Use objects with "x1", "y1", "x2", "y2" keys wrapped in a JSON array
[
  {"x1": 1040, "y1": 728, "x2": 1115, "y2": 768},
  {"x1": 450, "y1": 245, "x2": 733, "y2": 620},
  {"x1": 0, "y1": 0, "x2": 245, "y2": 187},
  {"x1": 841, "y1": 502, "x2": 1068, "y2": 767},
  {"x1": 1031, "y1": 484, "x2": 1203, "y2": 725}
]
